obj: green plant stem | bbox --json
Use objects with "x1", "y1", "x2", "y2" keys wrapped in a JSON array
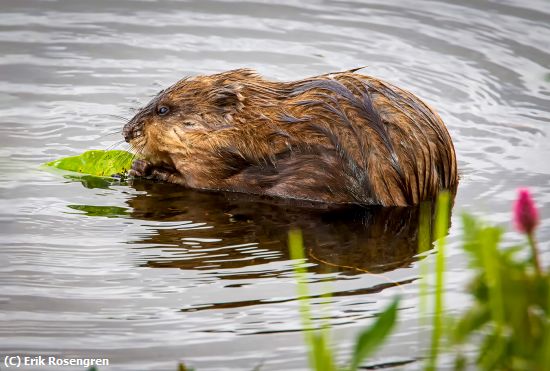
[
  {"x1": 418, "y1": 201, "x2": 432, "y2": 327},
  {"x1": 426, "y1": 192, "x2": 449, "y2": 371},
  {"x1": 527, "y1": 233, "x2": 542, "y2": 277},
  {"x1": 479, "y1": 228, "x2": 505, "y2": 368},
  {"x1": 543, "y1": 274, "x2": 550, "y2": 371},
  {"x1": 289, "y1": 230, "x2": 322, "y2": 370}
]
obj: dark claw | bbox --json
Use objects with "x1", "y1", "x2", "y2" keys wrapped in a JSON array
[
  {"x1": 151, "y1": 168, "x2": 173, "y2": 182},
  {"x1": 129, "y1": 159, "x2": 152, "y2": 177}
]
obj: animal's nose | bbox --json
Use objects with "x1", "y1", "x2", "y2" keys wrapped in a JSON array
[
  {"x1": 122, "y1": 123, "x2": 133, "y2": 143},
  {"x1": 123, "y1": 120, "x2": 142, "y2": 143}
]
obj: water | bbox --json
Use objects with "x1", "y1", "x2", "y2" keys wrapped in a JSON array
[{"x1": 1, "y1": 0, "x2": 549, "y2": 370}]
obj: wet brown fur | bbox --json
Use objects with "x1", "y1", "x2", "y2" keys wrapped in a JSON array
[{"x1": 123, "y1": 68, "x2": 458, "y2": 206}]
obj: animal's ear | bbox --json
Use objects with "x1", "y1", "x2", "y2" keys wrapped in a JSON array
[{"x1": 213, "y1": 82, "x2": 245, "y2": 113}]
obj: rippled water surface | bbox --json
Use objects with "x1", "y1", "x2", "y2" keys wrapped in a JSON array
[{"x1": 1, "y1": 0, "x2": 549, "y2": 370}]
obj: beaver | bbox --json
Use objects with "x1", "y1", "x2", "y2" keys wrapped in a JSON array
[{"x1": 123, "y1": 68, "x2": 458, "y2": 206}]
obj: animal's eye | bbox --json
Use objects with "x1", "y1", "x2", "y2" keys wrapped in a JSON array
[
  {"x1": 157, "y1": 106, "x2": 170, "y2": 116},
  {"x1": 183, "y1": 121, "x2": 196, "y2": 127}
]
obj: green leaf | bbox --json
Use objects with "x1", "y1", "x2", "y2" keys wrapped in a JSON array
[
  {"x1": 178, "y1": 362, "x2": 195, "y2": 371},
  {"x1": 68, "y1": 205, "x2": 130, "y2": 218},
  {"x1": 45, "y1": 150, "x2": 134, "y2": 177},
  {"x1": 453, "y1": 305, "x2": 490, "y2": 344},
  {"x1": 311, "y1": 332, "x2": 337, "y2": 371},
  {"x1": 349, "y1": 297, "x2": 399, "y2": 371},
  {"x1": 64, "y1": 174, "x2": 118, "y2": 189}
]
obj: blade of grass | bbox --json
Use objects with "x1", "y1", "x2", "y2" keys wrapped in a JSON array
[
  {"x1": 418, "y1": 201, "x2": 433, "y2": 325},
  {"x1": 349, "y1": 298, "x2": 399, "y2": 371},
  {"x1": 542, "y1": 274, "x2": 550, "y2": 371},
  {"x1": 477, "y1": 227, "x2": 505, "y2": 369},
  {"x1": 426, "y1": 191, "x2": 450, "y2": 371},
  {"x1": 289, "y1": 229, "x2": 336, "y2": 371}
]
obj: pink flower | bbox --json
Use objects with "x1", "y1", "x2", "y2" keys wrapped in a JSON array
[{"x1": 513, "y1": 188, "x2": 539, "y2": 235}]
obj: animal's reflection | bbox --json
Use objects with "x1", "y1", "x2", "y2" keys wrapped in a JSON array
[{"x1": 118, "y1": 181, "x2": 446, "y2": 275}]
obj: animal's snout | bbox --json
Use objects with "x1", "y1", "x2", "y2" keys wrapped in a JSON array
[{"x1": 123, "y1": 120, "x2": 144, "y2": 143}]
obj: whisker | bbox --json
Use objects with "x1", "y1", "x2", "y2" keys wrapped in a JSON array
[
  {"x1": 98, "y1": 130, "x2": 122, "y2": 138},
  {"x1": 96, "y1": 128, "x2": 124, "y2": 141},
  {"x1": 101, "y1": 128, "x2": 122, "y2": 134},
  {"x1": 131, "y1": 141, "x2": 146, "y2": 162},
  {"x1": 128, "y1": 146, "x2": 139, "y2": 166},
  {"x1": 99, "y1": 114, "x2": 131, "y2": 123},
  {"x1": 104, "y1": 140, "x2": 126, "y2": 151}
]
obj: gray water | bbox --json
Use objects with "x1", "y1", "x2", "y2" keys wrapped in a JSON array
[{"x1": 1, "y1": 0, "x2": 549, "y2": 370}]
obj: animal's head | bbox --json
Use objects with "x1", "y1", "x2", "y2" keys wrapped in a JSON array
[{"x1": 123, "y1": 69, "x2": 256, "y2": 161}]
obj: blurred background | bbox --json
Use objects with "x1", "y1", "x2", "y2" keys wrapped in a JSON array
[{"x1": 0, "y1": 0, "x2": 549, "y2": 370}]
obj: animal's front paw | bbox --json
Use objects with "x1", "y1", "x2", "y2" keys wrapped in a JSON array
[
  {"x1": 151, "y1": 168, "x2": 177, "y2": 183},
  {"x1": 128, "y1": 159, "x2": 152, "y2": 177}
]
